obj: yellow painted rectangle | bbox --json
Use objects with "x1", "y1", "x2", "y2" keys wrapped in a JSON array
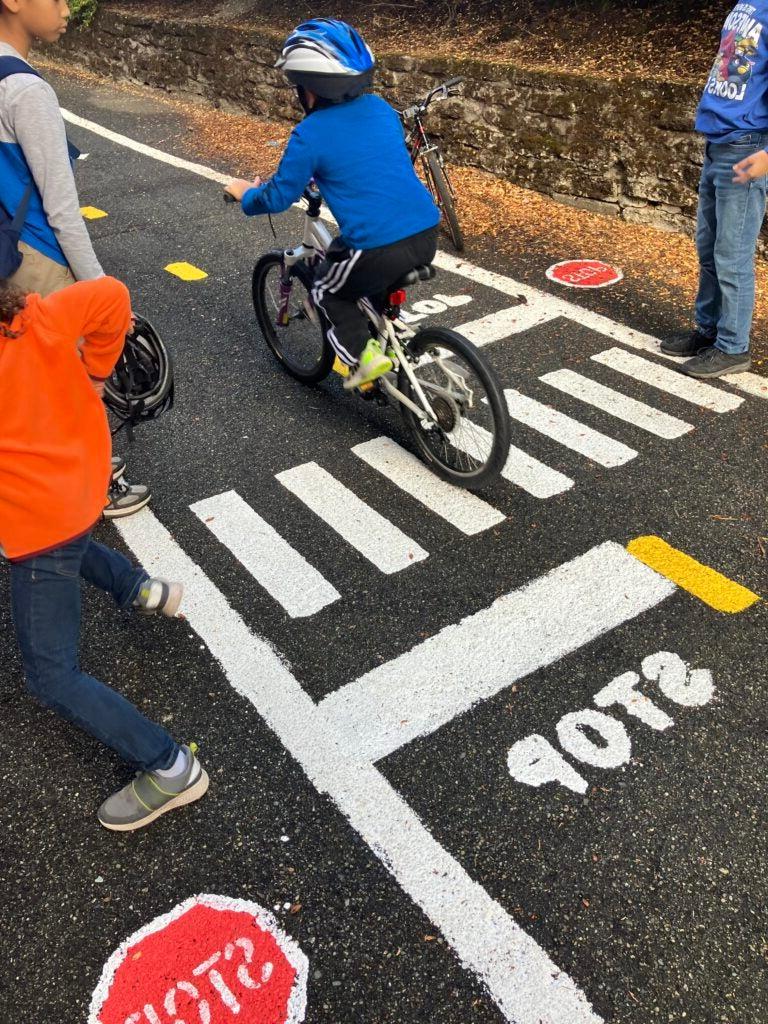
[
  {"x1": 165, "y1": 261, "x2": 208, "y2": 281},
  {"x1": 80, "y1": 206, "x2": 108, "y2": 220},
  {"x1": 627, "y1": 535, "x2": 760, "y2": 614}
]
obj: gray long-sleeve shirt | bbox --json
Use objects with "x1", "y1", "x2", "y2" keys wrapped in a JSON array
[{"x1": 0, "y1": 42, "x2": 103, "y2": 280}]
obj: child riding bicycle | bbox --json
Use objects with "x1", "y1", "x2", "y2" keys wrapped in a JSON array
[{"x1": 225, "y1": 18, "x2": 440, "y2": 390}]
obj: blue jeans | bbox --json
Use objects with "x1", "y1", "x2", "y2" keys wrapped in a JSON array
[
  {"x1": 695, "y1": 132, "x2": 768, "y2": 355},
  {"x1": 10, "y1": 534, "x2": 179, "y2": 772}
]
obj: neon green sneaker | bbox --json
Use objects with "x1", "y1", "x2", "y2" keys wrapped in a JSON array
[{"x1": 343, "y1": 339, "x2": 393, "y2": 390}]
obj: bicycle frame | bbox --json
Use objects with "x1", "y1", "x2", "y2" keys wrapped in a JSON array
[{"x1": 277, "y1": 191, "x2": 439, "y2": 425}]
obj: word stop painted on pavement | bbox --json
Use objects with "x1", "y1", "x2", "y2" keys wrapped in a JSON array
[
  {"x1": 508, "y1": 652, "x2": 715, "y2": 794},
  {"x1": 89, "y1": 894, "x2": 308, "y2": 1024}
]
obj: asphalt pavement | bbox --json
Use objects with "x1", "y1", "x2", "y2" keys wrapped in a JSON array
[{"x1": 0, "y1": 70, "x2": 766, "y2": 1024}]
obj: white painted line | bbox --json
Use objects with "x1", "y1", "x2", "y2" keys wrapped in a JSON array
[
  {"x1": 316, "y1": 541, "x2": 675, "y2": 763},
  {"x1": 446, "y1": 419, "x2": 574, "y2": 498},
  {"x1": 352, "y1": 436, "x2": 505, "y2": 535},
  {"x1": 276, "y1": 462, "x2": 428, "y2": 574},
  {"x1": 455, "y1": 303, "x2": 560, "y2": 346},
  {"x1": 541, "y1": 369, "x2": 694, "y2": 439},
  {"x1": 720, "y1": 370, "x2": 768, "y2": 401},
  {"x1": 62, "y1": 108, "x2": 232, "y2": 185},
  {"x1": 591, "y1": 347, "x2": 744, "y2": 413},
  {"x1": 499, "y1": 442, "x2": 574, "y2": 497},
  {"x1": 116, "y1": 510, "x2": 602, "y2": 1024},
  {"x1": 503, "y1": 388, "x2": 637, "y2": 468},
  {"x1": 190, "y1": 489, "x2": 340, "y2": 618},
  {"x1": 432, "y1": 251, "x2": 684, "y2": 361}
]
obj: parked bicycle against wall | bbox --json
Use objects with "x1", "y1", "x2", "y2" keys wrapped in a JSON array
[{"x1": 401, "y1": 76, "x2": 465, "y2": 252}]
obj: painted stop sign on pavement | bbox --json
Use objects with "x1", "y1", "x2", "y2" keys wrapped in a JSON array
[
  {"x1": 546, "y1": 259, "x2": 624, "y2": 288},
  {"x1": 89, "y1": 894, "x2": 308, "y2": 1024}
]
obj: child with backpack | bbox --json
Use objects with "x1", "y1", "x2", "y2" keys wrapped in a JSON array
[
  {"x1": 0, "y1": 0, "x2": 149, "y2": 514},
  {"x1": 225, "y1": 19, "x2": 440, "y2": 391},
  {"x1": 0, "y1": 273, "x2": 208, "y2": 831}
]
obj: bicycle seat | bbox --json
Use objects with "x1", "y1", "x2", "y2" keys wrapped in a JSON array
[{"x1": 389, "y1": 265, "x2": 436, "y2": 289}]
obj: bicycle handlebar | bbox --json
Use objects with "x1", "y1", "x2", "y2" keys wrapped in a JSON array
[
  {"x1": 401, "y1": 76, "x2": 464, "y2": 120},
  {"x1": 223, "y1": 192, "x2": 238, "y2": 203}
]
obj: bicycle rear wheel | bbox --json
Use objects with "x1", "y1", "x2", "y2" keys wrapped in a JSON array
[
  {"x1": 399, "y1": 327, "x2": 510, "y2": 490},
  {"x1": 425, "y1": 151, "x2": 465, "y2": 253},
  {"x1": 252, "y1": 251, "x2": 334, "y2": 384}
]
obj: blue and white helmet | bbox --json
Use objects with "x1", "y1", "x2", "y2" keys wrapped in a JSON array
[{"x1": 276, "y1": 19, "x2": 375, "y2": 102}]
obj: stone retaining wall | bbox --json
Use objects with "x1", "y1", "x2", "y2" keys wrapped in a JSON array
[{"x1": 57, "y1": 3, "x2": 707, "y2": 236}]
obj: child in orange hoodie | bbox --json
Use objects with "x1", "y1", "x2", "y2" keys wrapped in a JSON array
[{"x1": 0, "y1": 274, "x2": 208, "y2": 831}]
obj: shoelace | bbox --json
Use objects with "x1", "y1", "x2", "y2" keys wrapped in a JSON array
[{"x1": 109, "y1": 478, "x2": 129, "y2": 497}]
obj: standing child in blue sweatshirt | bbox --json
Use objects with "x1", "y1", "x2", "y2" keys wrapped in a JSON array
[
  {"x1": 663, "y1": 2, "x2": 768, "y2": 378},
  {"x1": 225, "y1": 19, "x2": 440, "y2": 390}
]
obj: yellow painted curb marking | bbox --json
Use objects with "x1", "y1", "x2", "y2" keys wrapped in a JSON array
[
  {"x1": 80, "y1": 205, "x2": 108, "y2": 220},
  {"x1": 627, "y1": 535, "x2": 760, "y2": 614},
  {"x1": 164, "y1": 261, "x2": 208, "y2": 281}
]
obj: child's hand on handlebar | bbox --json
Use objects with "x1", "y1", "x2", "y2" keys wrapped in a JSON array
[{"x1": 224, "y1": 177, "x2": 263, "y2": 202}]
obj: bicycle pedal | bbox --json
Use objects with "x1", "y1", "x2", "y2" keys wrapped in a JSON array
[{"x1": 333, "y1": 356, "x2": 350, "y2": 378}]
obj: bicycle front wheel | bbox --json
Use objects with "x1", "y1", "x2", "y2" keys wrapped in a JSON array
[
  {"x1": 399, "y1": 327, "x2": 510, "y2": 490},
  {"x1": 252, "y1": 251, "x2": 333, "y2": 384},
  {"x1": 425, "y1": 151, "x2": 465, "y2": 252}
]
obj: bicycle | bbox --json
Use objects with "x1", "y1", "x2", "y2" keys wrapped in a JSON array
[
  {"x1": 401, "y1": 76, "x2": 465, "y2": 252},
  {"x1": 230, "y1": 184, "x2": 510, "y2": 491}
]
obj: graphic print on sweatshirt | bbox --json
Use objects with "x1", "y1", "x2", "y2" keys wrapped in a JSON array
[{"x1": 706, "y1": 3, "x2": 764, "y2": 102}]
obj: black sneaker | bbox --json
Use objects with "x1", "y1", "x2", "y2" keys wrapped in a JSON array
[
  {"x1": 680, "y1": 346, "x2": 751, "y2": 379},
  {"x1": 103, "y1": 480, "x2": 152, "y2": 519},
  {"x1": 660, "y1": 330, "x2": 715, "y2": 357}
]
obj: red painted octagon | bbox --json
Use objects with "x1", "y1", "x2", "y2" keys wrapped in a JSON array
[
  {"x1": 546, "y1": 259, "x2": 624, "y2": 289},
  {"x1": 89, "y1": 894, "x2": 308, "y2": 1024}
]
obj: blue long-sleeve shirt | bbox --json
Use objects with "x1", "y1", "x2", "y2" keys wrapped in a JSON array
[
  {"x1": 242, "y1": 93, "x2": 440, "y2": 250},
  {"x1": 696, "y1": 2, "x2": 768, "y2": 144}
]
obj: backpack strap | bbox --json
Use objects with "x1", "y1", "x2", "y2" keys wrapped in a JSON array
[
  {"x1": 0, "y1": 56, "x2": 42, "y2": 231},
  {"x1": 0, "y1": 55, "x2": 42, "y2": 84}
]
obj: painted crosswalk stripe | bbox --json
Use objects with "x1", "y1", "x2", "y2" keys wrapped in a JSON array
[
  {"x1": 352, "y1": 437, "x2": 505, "y2": 535},
  {"x1": 455, "y1": 303, "x2": 560, "y2": 347},
  {"x1": 721, "y1": 370, "x2": 768, "y2": 401},
  {"x1": 503, "y1": 388, "x2": 637, "y2": 467},
  {"x1": 541, "y1": 369, "x2": 694, "y2": 439},
  {"x1": 316, "y1": 541, "x2": 675, "y2": 764},
  {"x1": 276, "y1": 462, "x2": 428, "y2": 574},
  {"x1": 591, "y1": 347, "x2": 744, "y2": 413},
  {"x1": 448, "y1": 420, "x2": 573, "y2": 498},
  {"x1": 190, "y1": 489, "x2": 340, "y2": 618}
]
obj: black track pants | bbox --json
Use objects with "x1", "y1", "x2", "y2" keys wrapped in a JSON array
[{"x1": 312, "y1": 225, "x2": 438, "y2": 365}]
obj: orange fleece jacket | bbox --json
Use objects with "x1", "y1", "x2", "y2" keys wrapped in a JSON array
[{"x1": 0, "y1": 277, "x2": 131, "y2": 560}]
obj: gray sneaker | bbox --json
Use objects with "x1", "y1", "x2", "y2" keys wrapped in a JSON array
[
  {"x1": 680, "y1": 346, "x2": 751, "y2": 379},
  {"x1": 111, "y1": 455, "x2": 126, "y2": 482},
  {"x1": 103, "y1": 479, "x2": 151, "y2": 519},
  {"x1": 133, "y1": 578, "x2": 184, "y2": 617},
  {"x1": 98, "y1": 745, "x2": 209, "y2": 832}
]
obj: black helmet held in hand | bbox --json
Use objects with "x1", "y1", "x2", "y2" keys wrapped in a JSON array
[{"x1": 103, "y1": 314, "x2": 174, "y2": 437}]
